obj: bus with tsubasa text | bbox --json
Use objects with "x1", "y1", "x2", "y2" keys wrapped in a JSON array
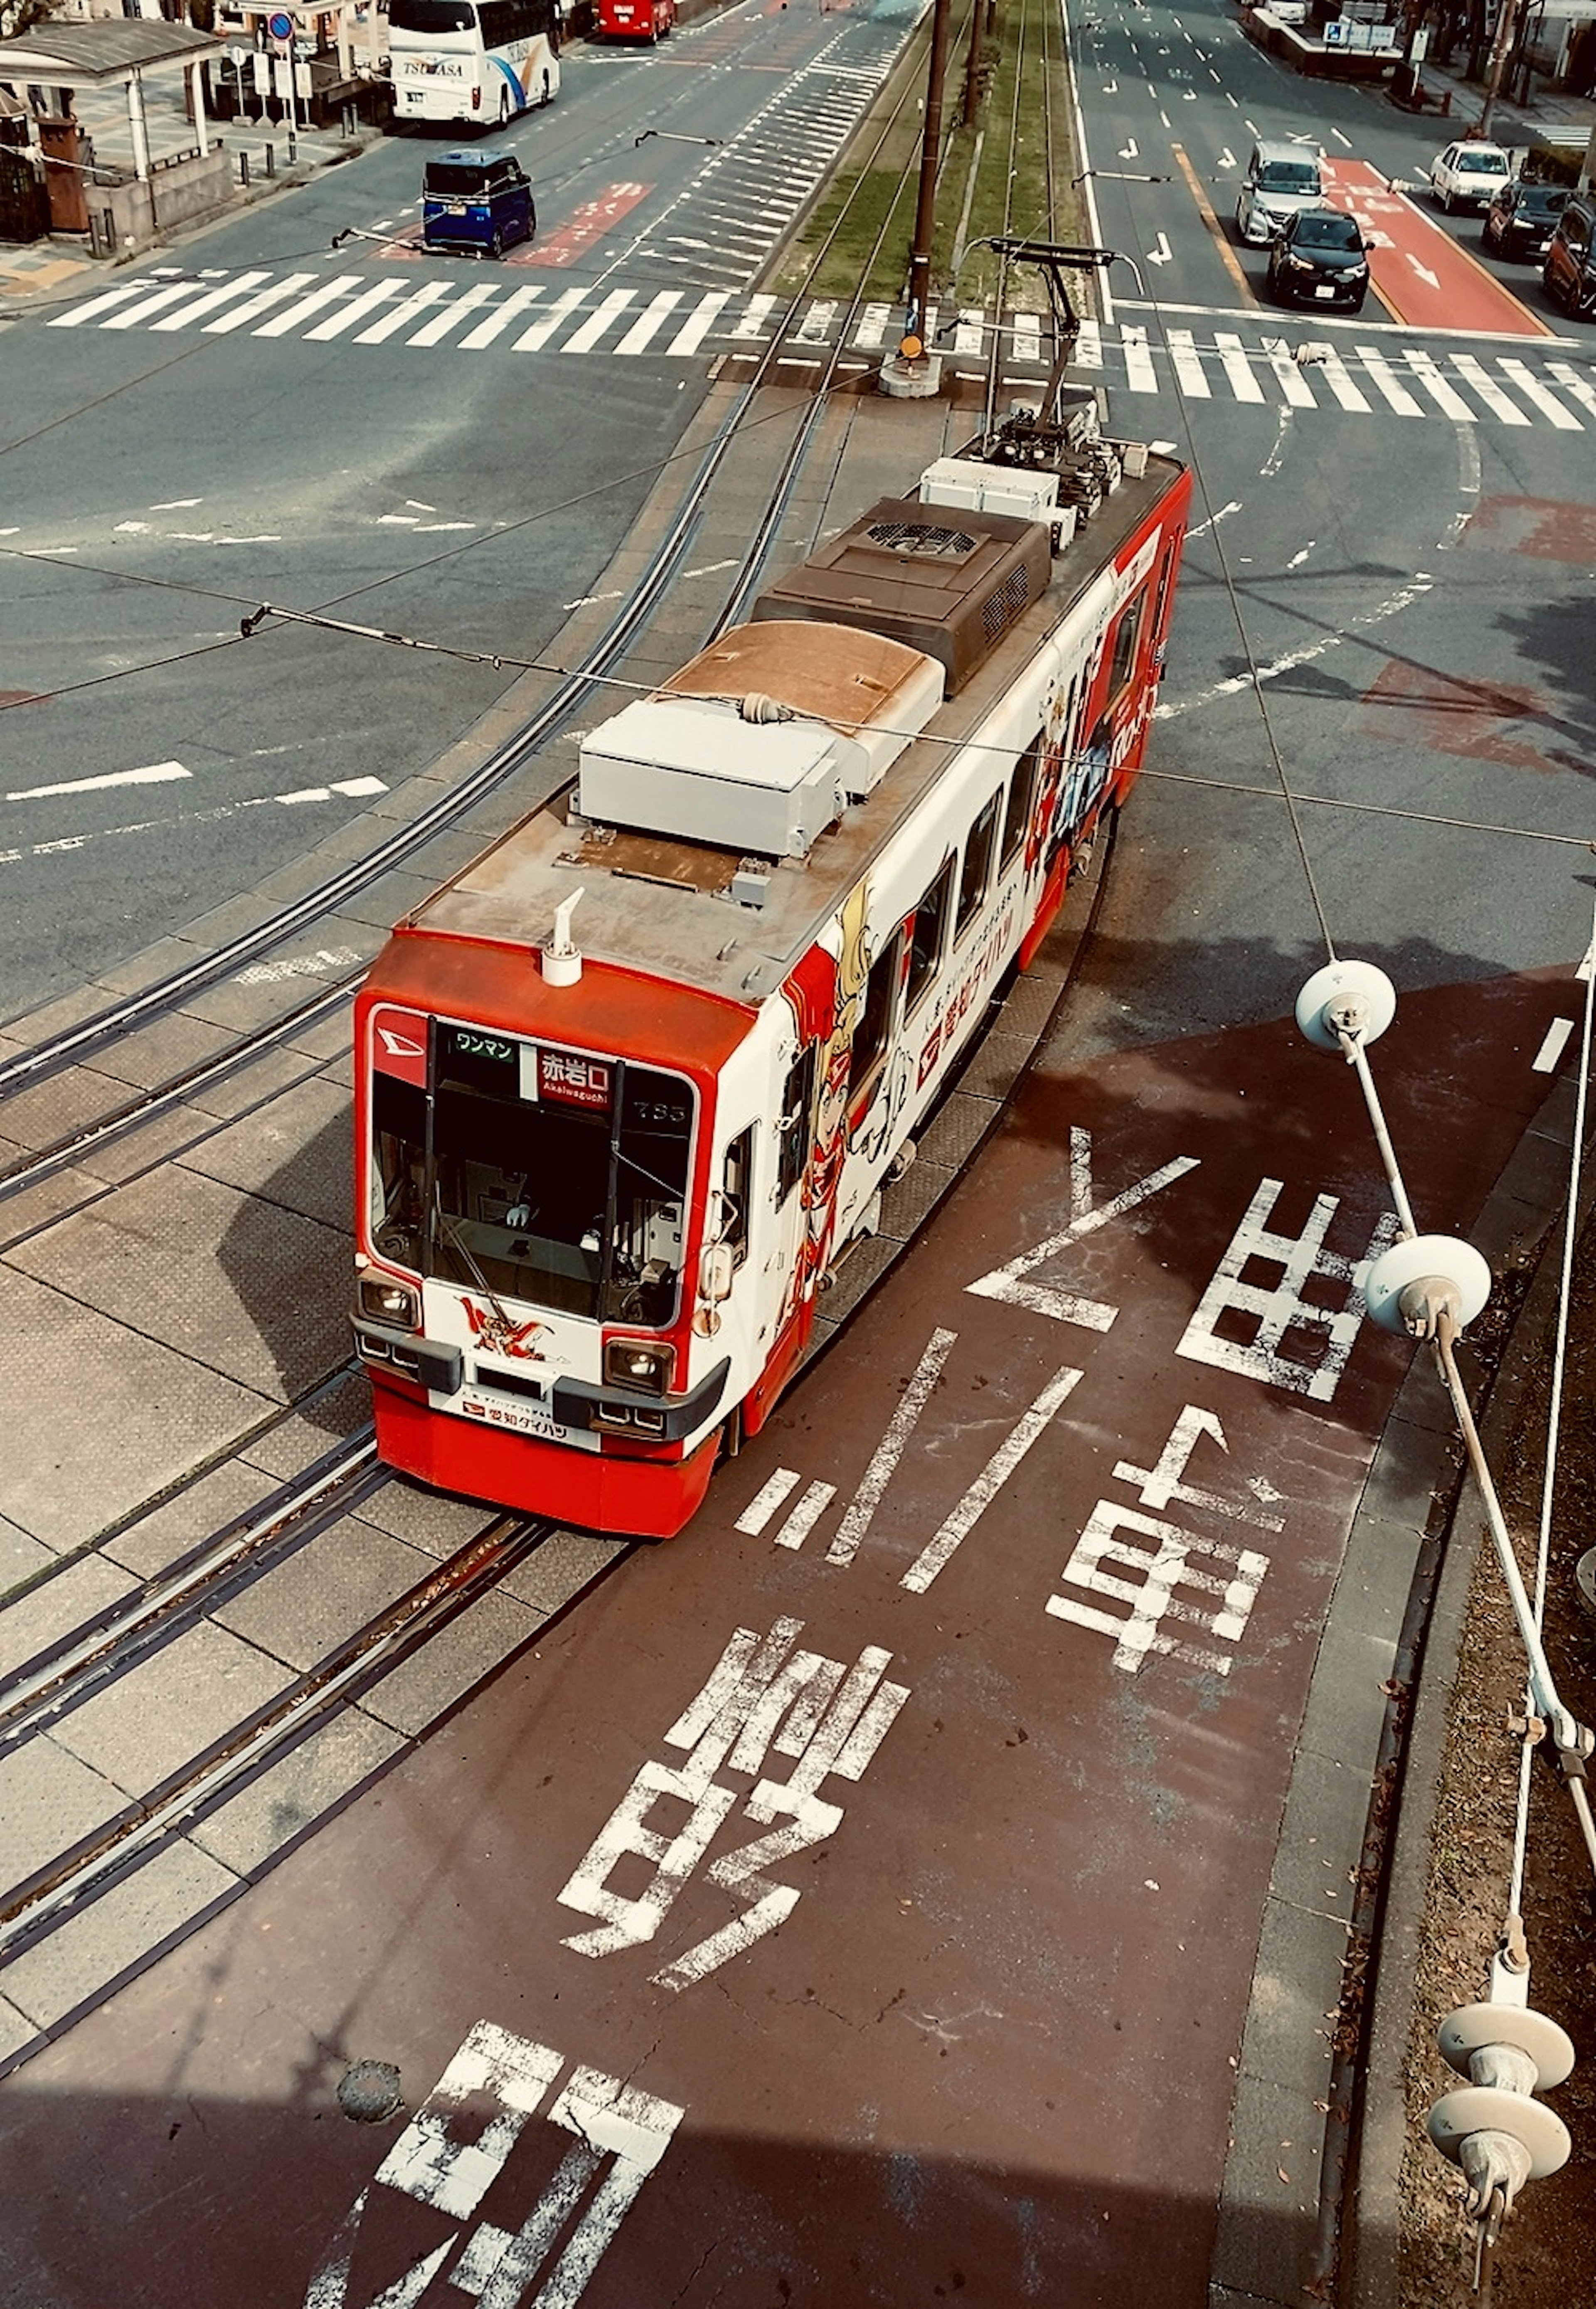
[{"x1": 389, "y1": 0, "x2": 559, "y2": 130}]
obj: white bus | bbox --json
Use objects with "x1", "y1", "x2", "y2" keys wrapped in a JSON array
[{"x1": 389, "y1": 0, "x2": 560, "y2": 130}]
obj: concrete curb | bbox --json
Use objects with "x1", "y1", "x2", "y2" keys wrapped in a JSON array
[{"x1": 1208, "y1": 1068, "x2": 1582, "y2": 2309}]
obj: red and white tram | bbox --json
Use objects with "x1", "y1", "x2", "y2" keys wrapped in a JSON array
[{"x1": 353, "y1": 426, "x2": 1190, "y2": 1536}]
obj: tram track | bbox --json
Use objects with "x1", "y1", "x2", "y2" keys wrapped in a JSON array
[{"x1": 0, "y1": 1506, "x2": 574, "y2": 1977}]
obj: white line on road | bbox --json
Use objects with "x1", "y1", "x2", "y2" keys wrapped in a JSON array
[
  {"x1": 6, "y1": 760, "x2": 189, "y2": 802},
  {"x1": 1533, "y1": 1018, "x2": 1574, "y2": 1073}
]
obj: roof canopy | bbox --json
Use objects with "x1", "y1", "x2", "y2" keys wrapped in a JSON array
[{"x1": 0, "y1": 22, "x2": 219, "y2": 84}]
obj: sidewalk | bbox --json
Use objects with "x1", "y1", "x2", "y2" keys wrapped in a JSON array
[{"x1": 0, "y1": 59, "x2": 374, "y2": 302}]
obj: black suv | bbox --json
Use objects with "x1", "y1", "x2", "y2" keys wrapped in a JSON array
[
  {"x1": 1543, "y1": 196, "x2": 1596, "y2": 315},
  {"x1": 1265, "y1": 207, "x2": 1369, "y2": 312},
  {"x1": 1483, "y1": 178, "x2": 1568, "y2": 262}
]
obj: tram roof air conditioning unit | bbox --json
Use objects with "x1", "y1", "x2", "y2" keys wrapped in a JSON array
[
  {"x1": 750, "y1": 495, "x2": 1052, "y2": 694},
  {"x1": 578, "y1": 695, "x2": 864, "y2": 861},
  {"x1": 917, "y1": 456, "x2": 1060, "y2": 530}
]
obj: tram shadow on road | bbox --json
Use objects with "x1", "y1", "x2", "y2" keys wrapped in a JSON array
[
  {"x1": 210, "y1": 1085, "x2": 358, "y2": 1419},
  {"x1": 0, "y1": 2066, "x2": 1326, "y2": 2307}
]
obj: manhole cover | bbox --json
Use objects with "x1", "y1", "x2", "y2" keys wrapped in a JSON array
[{"x1": 337, "y1": 2059, "x2": 402, "y2": 2124}]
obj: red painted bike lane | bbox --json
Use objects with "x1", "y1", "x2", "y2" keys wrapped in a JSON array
[
  {"x1": 0, "y1": 970, "x2": 1574, "y2": 2308},
  {"x1": 1324, "y1": 158, "x2": 1553, "y2": 336}
]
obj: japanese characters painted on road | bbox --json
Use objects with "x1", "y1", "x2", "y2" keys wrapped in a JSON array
[
  {"x1": 734, "y1": 1127, "x2": 1399, "y2": 1671},
  {"x1": 557, "y1": 1614, "x2": 909, "y2": 1991},
  {"x1": 304, "y1": 2022, "x2": 682, "y2": 2309}
]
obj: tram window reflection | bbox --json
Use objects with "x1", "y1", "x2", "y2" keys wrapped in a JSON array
[
  {"x1": 954, "y1": 790, "x2": 1001, "y2": 943},
  {"x1": 905, "y1": 855, "x2": 954, "y2": 1016}
]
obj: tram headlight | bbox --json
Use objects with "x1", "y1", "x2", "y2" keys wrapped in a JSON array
[
  {"x1": 603, "y1": 1337, "x2": 676, "y2": 1396},
  {"x1": 360, "y1": 1274, "x2": 421, "y2": 1329}
]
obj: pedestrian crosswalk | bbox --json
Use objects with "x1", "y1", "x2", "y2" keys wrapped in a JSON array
[{"x1": 43, "y1": 270, "x2": 1596, "y2": 431}]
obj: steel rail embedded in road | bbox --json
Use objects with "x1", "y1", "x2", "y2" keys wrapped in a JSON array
[
  {"x1": 0, "y1": 1509, "x2": 566, "y2": 1966},
  {"x1": 0, "y1": 1427, "x2": 382, "y2": 1750}
]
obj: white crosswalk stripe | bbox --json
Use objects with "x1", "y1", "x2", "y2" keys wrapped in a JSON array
[
  {"x1": 1498, "y1": 357, "x2": 1581, "y2": 428},
  {"x1": 1168, "y1": 328, "x2": 1211, "y2": 397},
  {"x1": 1404, "y1": 346, "x2": 1476, "y2": 421},
  {"x1": 1357, "y1": 344, "x2": 1425, "y2": 417},
  {"x1": 148, "y1": 271, "x2": 271, "y2": 330},
  {"x1": 39, "y1": 268, "x2": 1596, "y2": 433}
]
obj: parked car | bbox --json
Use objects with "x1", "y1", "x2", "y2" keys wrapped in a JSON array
[
  {"x1": 1234, "y1": 136, "x2": 1324, "y2": 246},
  {"x1": 1265, "y1": 206, "x2": 1370, "y2": 311},
  {"x1": 1427, "y1": 140, "x2": 1513, "y2": 215},
  {"x1": 1482, "y1": 177, "x2": 1569, "y2": 261},
  {"x1": 1542, "y1": 194, "x2": 1596, "y2": 315}
]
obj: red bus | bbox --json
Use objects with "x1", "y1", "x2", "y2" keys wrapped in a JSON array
[{"x1": 596, "y1": 0, "x2": 675, "y2": 38}]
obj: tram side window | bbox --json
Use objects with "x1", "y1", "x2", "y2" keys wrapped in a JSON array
[
  {"x1": 905, "y1": 856, "x2": 954, "y2": 1016},
  {"x1": 1001, "y1": 738, "x2": 1041, "y2": 869},
  {"x1": 608, "y1": 1066, "x2": 694, "y2": 1325},
  {"x1": 720, "y1": 1125, "x2": 754, "y2": 1270},
  {"x1": 954, "y1": 790, "x2": 1002, "y2": 942},
  {"x1": 849, "y1": 933, "x2": 902, "y2": 1115},
  {"x1": 371, "y1": 1071, "x2": 427, "y2": 1271},
  {"x1": 1107, "y1": 596, "x2": 1145, "y2": 701},
  {"x1": 776, "y1": 1044, "x2": 816, "y2": 1205}
]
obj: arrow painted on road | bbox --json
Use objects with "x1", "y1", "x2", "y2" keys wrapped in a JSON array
[
  {"x1": 1218, "y1": 146, "x2": 1236, "y2": 170},
  {"x1": 1119, "y1": 138, "x2": 1140, "y2": 159},
  {"x1": 1147, "y1": 231, "x2": 1174, "y2": 266},
  {"x1": 1102, "y1": 78, "x2": 1118, "y2": 93},
  {"x1": 1406, "y1": 253, "x2": 1440, "y2": 288}
]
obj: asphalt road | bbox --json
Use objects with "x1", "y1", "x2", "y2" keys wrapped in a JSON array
[
  {"x1": 0, "y1": 0, "x2": 924, "y2": 1019},
  {"x1": 0, "y1": 2, "x2": 1595, "y2": 2304}
]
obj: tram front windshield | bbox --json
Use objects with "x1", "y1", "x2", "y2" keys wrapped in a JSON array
[{"x1": 370, "y1": 1027, "x2": 693, "y2": 1327}]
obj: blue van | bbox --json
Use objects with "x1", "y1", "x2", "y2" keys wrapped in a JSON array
[{"x1": 421, "y1": 148, "x2": 536, "y2": 258}]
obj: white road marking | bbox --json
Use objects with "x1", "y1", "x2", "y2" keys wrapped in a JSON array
[
  {"x1": 254, "y1": 274, "x2": 365, "y2": 337},
  {"x1": 1494, "y1": 359, "x2": 1578, "y2": 428},
  {"x1": 99, "y1": 280, "x2": 209, "y2": 330},
  {"x1": 6, "y1": 759, "x2": 188, "y2": 802},
  {"x1": 406, "y1": 281, "x2": 500, "y2": 345},
  {"x1": 1547, "y1": 359, "x2": 1596, "y2": 421},
  {"x1": 828, "y1": 1326, "x2": 958, "y2": 1567},
  {"x1": 1402, "y1": 348, "x2": 1475, "y2": 421},
  {"x1": 1121, "y1": 324, "x2": 1158, "y2": 391},
  {"x1": 615, "y1": 290, "x2": 684, "y2": 355},
  {"x1": 513, "y1": 286, "x2": 591, "y2": 352},
  {"x1": 236, "y1": 945, "x2": 363, "y2": 986},
  {"x1": 772, "y1": 1481, "x2": 835, "y2": 1550},
  {"x1": 1261, "y1": 336, "x2": 1317, "y2": 408},
  {"x1": 967, "y1": 1130, "x2": 1199, "y2": 1327},
  {"x1": 1167, "y1": 328, "x2": 1211, "y2": 397},
  {"x1": 563, "y1": 290, "x2": 640, "y2": 354},
  {"x1": 46, "y1": 280, "x2": 154, "y2": 327},
  {"x1": 1309, "y1": 342, "x2": 1371, "y2": 412},
  {"x1": 1011, "y1": 309, "x2": 1042, "y2": 362},
  {"x1": 1214, "y1": 332, "x2": 1265, "y2": 402},
  {"x1": 901, "y1": 1365, "x2": 1084, "y2": 1594},
  {"x1": 202, "y1": 271, "x2": 318, "y2": 333},
  {"x1": 1356, "y1": 343, "x2": 1424, "y2": 416},
  {"x1": 734, "y1": 1468, "x2": 800, "y2": 1534},
  {"x1": 146, "y1": 270, "x2": 272, "y2": 330},
  {"x1": 1448, "y1": 352, "x2": 1529, "y2": 426},
  {"x1": 666, "y1": 288, "x2": 733, "y2": 354},
  {"x1": 1074, "y1": 316, "x2": 1103, "y2": 368},
  {"x1": 458, "y1": 284, "x2": 544, "y2": 348},
  {"x1": 1533, "y1": 1018, "x2": 1574, "y2": 1073},
  {"x1": 357, "y1": 281, "x2": 451, "y2": 344}
]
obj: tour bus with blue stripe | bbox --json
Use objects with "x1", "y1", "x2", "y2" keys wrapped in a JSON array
[{"x1": 390, "y1": 0, "x2": 559, "y2": 130}]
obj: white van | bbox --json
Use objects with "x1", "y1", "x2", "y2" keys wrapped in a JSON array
[{"x1": 1235, "y1": 138, "x2": 1324, "y2": 245}]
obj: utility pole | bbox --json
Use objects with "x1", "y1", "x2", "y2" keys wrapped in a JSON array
[
  {"x1": 902, "y1": 0, "x2": 954, "y2": 356},
  {"x1": 1478, "y1": 0, "x2": 1522, "y2": 137}
]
